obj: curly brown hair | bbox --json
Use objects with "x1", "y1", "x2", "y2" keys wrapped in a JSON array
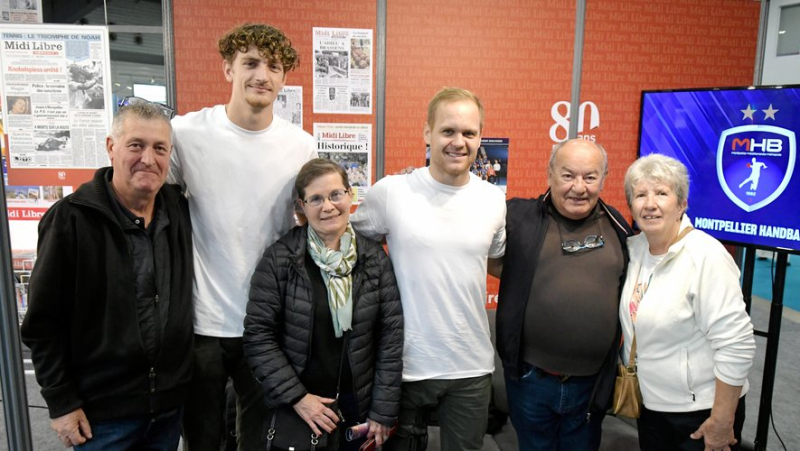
[{"x1": 218, "y1": 23, "x2": 299, "y2": 72}]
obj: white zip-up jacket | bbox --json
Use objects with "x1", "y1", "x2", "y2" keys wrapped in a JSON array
[{"x1": 620, "y1": 216, "x2": 756, "y2": 412}]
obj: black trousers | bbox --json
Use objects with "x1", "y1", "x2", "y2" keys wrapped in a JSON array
[
  {"x1": 182, "y1": 334, "x2": 267, "y2": 451},
  {"x1": 637, "y1": 397, "x2": 746, "y2": 451}
]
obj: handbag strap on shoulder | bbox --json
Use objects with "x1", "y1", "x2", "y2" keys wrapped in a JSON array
[{"x1": 628, "y1": 334, "x2": 637, "y2": 369}]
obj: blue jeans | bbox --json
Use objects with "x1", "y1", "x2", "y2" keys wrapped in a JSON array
[
  {"x1": 505, "y1": 363, "x2": 603, "y2": 451},
  {"x1": 75, "y1": 407, "x2": 182, "y2": 451}
]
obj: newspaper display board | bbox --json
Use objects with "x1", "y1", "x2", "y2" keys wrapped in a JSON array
[
  {"x1": 313, "y1": 28, "x2": 372, "y2": 115},
  {"x1": 1, "y1": 0, "x2": 42, "y2": 24},
  {"x1": 314, "y1": 123, "x2": 371, "y2": 203},
  {"x1": 274, "y1": 85, "x2": 303, "y2": 128},
  {"x1": 0, "y1": 24, "x2": 113, "y2": 186}
]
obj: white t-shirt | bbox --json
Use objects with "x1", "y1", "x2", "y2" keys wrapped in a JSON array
[
  {"x1": 351, "y1": 168, "x2": 506, "y2": 381},
  {"x1": 170, "y1": 106, "x2": 317, "y2": 336}
]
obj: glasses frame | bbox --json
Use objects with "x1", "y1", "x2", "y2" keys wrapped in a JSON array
[
  {"x1": 302, "y1": 189, "x2": 351, "y2": 208},
  {"x1": 558, "y1": 215, "x2": 605, "y2": 254},
  {"x1": 118, "y1": 96, "x2": 176, "y2": 119}
]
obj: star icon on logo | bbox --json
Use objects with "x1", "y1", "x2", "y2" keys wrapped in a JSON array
[
  {"x1": 741, "y1": 104, "x2": 756, "y2": 120},
  {"x1": 763, "y1": 104, "x2": 779, "y2": 120}
]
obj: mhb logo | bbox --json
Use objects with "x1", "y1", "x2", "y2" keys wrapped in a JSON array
[{"x1": 717, "y1": 125, "x2": 796, "y2": 212}]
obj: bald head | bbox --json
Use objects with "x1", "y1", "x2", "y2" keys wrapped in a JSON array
[{"x1": 547, "y1": 139, "x2": 608, "y2": 220}]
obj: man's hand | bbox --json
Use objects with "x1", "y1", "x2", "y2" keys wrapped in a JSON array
[
  {"x1": 51, "y1": 408, "x2": 92, "y2": 448},
  {"x1": 690, "y1": 414, "x2": 737, "y2": 451},
  {"x1": 293, "y1": 394, "x2": 340, "y2": 436},
  {"x1": 366, "y1": 419, "x2": 392, "y2": 447}
]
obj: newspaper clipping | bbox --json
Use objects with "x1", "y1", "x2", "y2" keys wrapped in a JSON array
[
  {"x1": 315, "y1": 123, "x2": 371, "y2": 203},
  {"x1": 313, "y1": 28, "x2": 373, "y2": 115},
  {"x1": 1, "y1": 0, "x2": 42, "y2": 24},
  {"x1": 0, "y1": 25, "x2": 112, "y2": 170},
  {"x1": 274, "y1": 85, "x2": 303, "y2": 128}
]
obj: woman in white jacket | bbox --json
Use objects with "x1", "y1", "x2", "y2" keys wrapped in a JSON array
[{"x1": 620, "y1": 154, "x2": 755, "y2": 451}]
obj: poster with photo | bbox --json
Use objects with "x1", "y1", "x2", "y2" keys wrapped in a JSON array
[
  {"x1": 313, "y1": 28, "x2": 372, "y2": 115},
  {"x1": 314, "y1": 123, "x2": 372, "y2": 203},
  {"x1": 273, "y1": 85, "x2": 303, "y2": 128},
  {"x1": 473, "y1": 138, "x2": 508, "y2": 194},
  {"x1": 0, "y1": 24, "x2": 112, "y2": 186},
  {"x1": 425, "y1": 137, "x2": 509, "y2": 195}
]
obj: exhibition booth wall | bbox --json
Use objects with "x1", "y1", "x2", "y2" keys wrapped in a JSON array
[
  {"x1": 172, "y1": 0, "x2": 760, "y2": 212},
  {"x1": 171, "y1": 0, "x2": 760, "y2": 300}
]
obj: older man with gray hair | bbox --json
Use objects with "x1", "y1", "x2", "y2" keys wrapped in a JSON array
[
  {"x1": 490, "y1": 138, "x2": 632, "y2": 450},
  {"x1": 21, "y1": 100, "x2": 194, "y2": 450}
]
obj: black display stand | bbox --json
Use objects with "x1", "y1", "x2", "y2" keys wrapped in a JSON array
[{"x1": 740, "y1": 246, "x2": 788, "y2": 451}]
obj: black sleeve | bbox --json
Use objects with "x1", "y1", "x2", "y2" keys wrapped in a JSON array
[
  {"x1": 367, "y1": 249, "x2": 404, "y2": 426},
  {"x1": 20, "y1": 205, "x2": 83, "y2": 419},
  {"x1": 243, "y1": 245, "x2": 308, "y2": 407}
]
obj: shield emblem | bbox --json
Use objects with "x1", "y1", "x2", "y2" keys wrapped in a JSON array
[{"x1": 717, "y1": 125, "x2": 796, "y2": 212}]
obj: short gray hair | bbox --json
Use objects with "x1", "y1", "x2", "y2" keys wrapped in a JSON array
[
  {"x1": 111, "y1": 102, "x2": 172, "y2": 139},
  {"x1": 624, "y1": 154, "x2": 689, "y2": 207},
  {"x1": 548, "y1": 139, "x2": 608, "y2": 176}
]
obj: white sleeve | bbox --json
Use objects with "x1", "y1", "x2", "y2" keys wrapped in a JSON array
[
  {"x1": 488, "y1": 199, "x2": 507, "y2": 258},
  {"x1": 167, "y1": 127, "x2": 186, "y2": 191},
  {"x1": 351, "y1": 177, "x2": 391, "y2": 241},
  {"x1": 692, "y1": 238, "x2": 756, "y2": 386},
  {"x1": 308, "y1": 137, "x2": 319, "y2": 159}
]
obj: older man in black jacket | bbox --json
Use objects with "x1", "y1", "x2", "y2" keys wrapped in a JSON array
[
  {"x1": 21, "y1": 101, "x2": 193, "y2": 450},
  {"x1": 490, "y1": 139, "x2": 632, "y2": 451}
]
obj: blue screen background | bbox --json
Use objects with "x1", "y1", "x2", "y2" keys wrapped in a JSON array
[{"x1": 639, "y1": 87, "x2": 800, "y2": 252}]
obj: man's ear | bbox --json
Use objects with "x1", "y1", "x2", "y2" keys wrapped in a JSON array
[
  {"x1": 106, "y1": 136, "x2": 115, "y2": 162},
  {"x1": 222, "y1": 59, "x2": 233, "y2": 82},
  {"x1": 423, "y1": 122, "x2": 431, "y2": 146}
]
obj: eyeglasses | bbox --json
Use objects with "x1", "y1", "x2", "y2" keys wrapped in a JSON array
[
  {"x1": 562, "y1": 234, "x2": 605, "y2": 253},
  {"x1": 302, "y1": 189, "x2": 350, "y2": 207},
  {"x1": 118, "y1": 96, "x2": 175, "y2": 119},
  {"x1": 558, "y1": 216, "x2": 605, "y2": 253}
]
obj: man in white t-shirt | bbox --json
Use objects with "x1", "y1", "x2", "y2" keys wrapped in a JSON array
[
  {"x1": 169, "y1": 23, "x2": 316, "y2": 450},
  {"x1": 351, "y1": 87, "x2": 506, "y2": 451}
]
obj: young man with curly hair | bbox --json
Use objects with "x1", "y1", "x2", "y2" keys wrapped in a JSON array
[{"x1": 169, "y1": 23, "x2": 316, "y2": 450}]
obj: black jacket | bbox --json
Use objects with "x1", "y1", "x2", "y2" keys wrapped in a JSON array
[
  {"x1": 21, "y1": 167, "x2": 194, "y2": 421},
  {"x1": 496, "y1": 191, "x2": 632, "y2": 414},
  {"x1": 243, "y1": 226, "x2": 403, "y2": 427}
]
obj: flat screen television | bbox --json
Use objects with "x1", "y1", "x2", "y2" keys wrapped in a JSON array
[{"x1": 638, "y1": 85, "x2": 800, "y2": 253}]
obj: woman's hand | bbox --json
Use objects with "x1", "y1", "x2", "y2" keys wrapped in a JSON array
[
  {"x1": 366, "y1": 419, "x2": 392, "y2": 447},
  {"x1": 690, "y1": 415, "x2": 736, "y2": 451},
  {"x1": 690, "y1": 379, "x2": 742, "y2": 451},
  {"x1": 293, "y1": 394, "x2": 340, "y2": 436}
]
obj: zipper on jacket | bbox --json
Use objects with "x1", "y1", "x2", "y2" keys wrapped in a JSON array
[
  {"x1": 149, "y1": 367, "x2": 156, "y2": 413},
  {"x1": 154, "y1": 293, "x2": 162, "y2": 351},
  {"x1": 687, "y1": 357, "x2": 695, "y2": 401}
]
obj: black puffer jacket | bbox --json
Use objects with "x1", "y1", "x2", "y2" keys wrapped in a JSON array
[{"x1": 243, "y1": 226, "x2": 403, "y2": 426}]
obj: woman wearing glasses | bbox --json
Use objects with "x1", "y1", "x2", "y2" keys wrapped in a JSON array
[
  {"x1": 620, "y1": 154, "x2": 755, "y2": 451},
  {"x1": 244, "y1": 158, "x2": 403, "y2": 450}
]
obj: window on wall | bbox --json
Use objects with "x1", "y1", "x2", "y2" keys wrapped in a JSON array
[
  {"x1": 777, "y1": 3, "x2": 800, "y2": 56},
  {"x1": 42, "y1": 0, "x2": 168, "y2": 106}
]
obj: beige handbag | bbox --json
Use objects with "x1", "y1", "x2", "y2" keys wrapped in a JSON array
[{"x1": 613, "y1": 335, "x2": 642, "y2": 419}]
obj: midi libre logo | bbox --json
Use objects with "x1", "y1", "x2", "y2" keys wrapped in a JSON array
[{"x1": 716, "y1": 105, "x2": 796, "y2": 213}]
